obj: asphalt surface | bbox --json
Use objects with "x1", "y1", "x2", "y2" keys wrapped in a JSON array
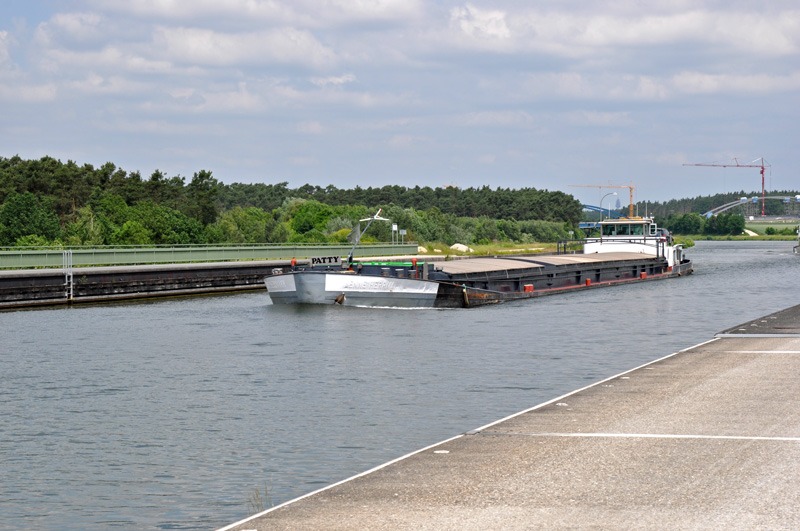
[{"x1": 221, "y1": 304, "x2": 800, "y2": 531}]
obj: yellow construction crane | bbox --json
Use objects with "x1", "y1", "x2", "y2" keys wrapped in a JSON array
[{"x1": 569, "y1": 182, "x2": 637, "y2": 218}]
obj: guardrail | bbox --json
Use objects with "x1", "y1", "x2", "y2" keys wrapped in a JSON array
[
  {"x1": 557, "y1": 237, "x2": 668, "y2": 257},
  {"x1": 0, "y1": 243, "x2": 419, "y2": 269},
  {"x1": 557, "y1": 239, "x2": 584, "y2": 254}
]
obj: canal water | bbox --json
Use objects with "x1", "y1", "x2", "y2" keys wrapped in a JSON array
[{"x1": 1, "y1": 241, "x2": 797, "y2": 530}]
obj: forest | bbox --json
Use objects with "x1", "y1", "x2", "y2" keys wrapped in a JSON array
[
  {"x1": 3, "y1": 156, "x2": 785, "y2": 247},
  {"x1": 659, "y1": 212, "x2": 745, "y2": 236},
  {"x1": 0, "y1": 156, "x2": 582, "y2": 247},
  {"x1": 636, "y1": 190, "x2": 800, "y2": 219},
  {"x1": 637, "y1": 190, "x2": 800, "y2": 236}
]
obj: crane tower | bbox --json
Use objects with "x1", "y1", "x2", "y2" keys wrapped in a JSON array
[{"x1": 683, "y1": 158, "x2": 770, "y2": 216}]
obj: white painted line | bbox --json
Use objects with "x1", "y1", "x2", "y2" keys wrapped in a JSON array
[
  {"x1": 471, "y1": 336, "x2": 721, "y2": 434},
  {"x1": 215, "y1": 335, "x2": 723, "y2": 531},
  {"x1": 721, "y1": 351, "x2": 800, "y2": 354},
  {"x1": 215, "y1": 432, "x2": 465, "y2": 531},
  {"x1": 510, "y1": 432, "x2": 800, "y2": 442},
  {"x1": 716, "y1": 333, "x2": 800, "y2": 338}
]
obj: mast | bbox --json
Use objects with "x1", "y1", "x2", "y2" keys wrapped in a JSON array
[{"x1": 346, "y1": 209, "x2": 390, "y2": 263}]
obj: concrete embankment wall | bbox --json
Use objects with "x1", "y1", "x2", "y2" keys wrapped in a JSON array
[
  {"x1": 0, "y1": 242, "x2": 420, "y2": 309},
  {"x1": 0, "y1": 260, "x2": 295, "y2": 309}
]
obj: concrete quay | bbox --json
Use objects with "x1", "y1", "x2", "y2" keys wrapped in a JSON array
[
  {"x1": 221, "y1": 304, "x2": 800, "y2": 530},
  {"x1": 0, "y1": 260, "x2": 294, "y2": 309}
]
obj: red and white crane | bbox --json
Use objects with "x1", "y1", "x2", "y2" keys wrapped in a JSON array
[{"x1": 683, "y1": 158, "x2": 770, "y2": 216}]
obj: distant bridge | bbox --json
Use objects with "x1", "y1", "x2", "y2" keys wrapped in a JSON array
[
  {"x1": 704, "y1": 196, "x2": 800, "y2": 217},
  {"x1": 579, "y1": 204, "x2": 623, "y2": 229},
  {"x1": 581, "y1": 204, "x2": 623, "y2": 218}
]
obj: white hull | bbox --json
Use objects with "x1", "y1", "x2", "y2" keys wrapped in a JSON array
[{"x1": 265, "y1": 272, "x2": 440, "y2": 307}]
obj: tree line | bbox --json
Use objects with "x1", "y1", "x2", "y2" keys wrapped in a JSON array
[
  {"x1": 0, "y1": 155, "x2": 581, "y2": 247},
  {"x1": 636, "y1": 190, "x2": 800, "y2": 219},
  {"x1": 659, "y1": 212, "x2": 745, "y2": 235}
]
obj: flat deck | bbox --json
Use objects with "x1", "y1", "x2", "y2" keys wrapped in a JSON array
[
  {"x1": 435, "y1": 252, "x2": 657, "y2": 275},
  {"x1": 221, "y1": 304, "x2": 800, "y2": 530}
]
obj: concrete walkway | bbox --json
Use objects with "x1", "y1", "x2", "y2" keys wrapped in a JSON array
[{"x1": 221, "y1": 305, "x2": 800, "y2": 530}]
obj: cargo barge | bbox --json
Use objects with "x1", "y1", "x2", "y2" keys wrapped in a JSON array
[{"x1": 264, "y1": 215, "x2": 693, "y2": 308}]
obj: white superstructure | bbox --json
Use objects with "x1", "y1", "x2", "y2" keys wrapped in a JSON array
[{"x1": 583, "y1": 218, "x2": 685, "y2": 268}]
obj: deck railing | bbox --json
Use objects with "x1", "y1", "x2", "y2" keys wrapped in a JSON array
[
  {"x1": 558, "y1": 237, "x2": 668, "y2": 258},
  {"x1": 0, "y1": 243, "x2": 419, "y2": 269}
]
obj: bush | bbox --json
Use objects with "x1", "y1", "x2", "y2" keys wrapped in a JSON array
[
  {"x1": 328, "y1": 228, "x2": 352, "y2": 243},
  {"x1": 0, "y1": 191, "x2": 62, "y2": 245},
  {"x1": 288, "y1": 229, "x2": 327, "y2": 243}
]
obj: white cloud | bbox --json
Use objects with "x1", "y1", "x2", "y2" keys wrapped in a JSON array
[
  {"x1": 310, "y1": 74, "x2": 356, "y2": 87},
  {"x1": 67, "y1": 74, "x2": 151, "y2": 95},
  {"x1": 704, "y1": 11, "x2": 800, "y2": 55},
  {"x1": 96, "y1": 119, "x2": 211, "y2": 136},
  {"x1": 273, "y1": 84, "x2": 414, "y2": 109},
  {"x1": 0, "y1": 31, "x2": 14, "y2": 69},
  {"x1": 142, "y1": 82, "x2": 263, "y2": 114},
  {"x1": 41, "y1": 47, "x2": 178, "y2": 75},
  {"x1": 459, "y1": 110, "x2": 533, "y2": 126},
  {"x1": 153, "y1": 26, "x2": 336, "y2": 69},
  {"x1": 193, "y1": 82, "x2": 263, "y2": 113},
  {"x1": 520, "y1": 69, "x2": 800, "y2": 101},
  {"x1": 322, "y1": 0, "x2": 423, "y2": 24},
  {"x1": 521, "y1": 72, "x2": 671, "y2": 101},
  {"x1": 633, "y1": 76, "x2": 670, "y2": 100},
  {"x1": 89, "y1": 0, "x2": 423, "y2": 27},
  {"x1": 450, "y1": 4, "x2": 511, "y2": 49},
  {"x1": 451, "y1": 4, "x2": 510, "y2": 39},
  {"x1": 0, "y1": 82, "x2": 58, "y2": 102},
  {"x1": 444, "y1": 6, "x2": 800, "y2": 58},
  {"x1": 565, "y1": 111, "x2": 632, "y2": 127},
  {"x1": 89, "y1": 0, "x2": 297, "y2": 22},
  {"x1": 672, "y1": 71, "x2": 800, "y2": 94},
  {"x1": 388, "y1": 134, "x2": 428, "y2": 149},
  {"x1": 477, "y1": 154, "x2": 495, "y2": 164},
  {"x1": 297, "y1": 121, "x2": 324, "y2": 134},
  {"x1": 34, "y1": 12, "x2": 106, "y2": 47},
  {"x1": 51, "y1": 12, "x2": 102, "y2": 38}
]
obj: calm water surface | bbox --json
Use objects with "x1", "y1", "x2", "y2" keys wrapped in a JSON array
[{"x1": 1, "y1": 241, "x2": 797, "y2": 530}]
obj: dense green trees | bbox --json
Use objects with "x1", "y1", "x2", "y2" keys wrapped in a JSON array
[
  {"x1": 8, "y1": 154, "x2": 787, "y2": 245},
  {"x1": 0, "y1": 155, "x2": 584, "y2": 247},
  {"x1": 213, "y1": 182, "x2": 582, "y2": 223},
  {"x1": 638, "y1": 190, "x2": 800, "y2": 219},
  {"x1": 0, "y1": 191, "x2": 61, "y2": 244},
  {"x1": 661, "y1": 212, "x2": 746, "y2": 235},
  {"x1": 703, "y1": 213, "x2": 746, "y2": 235}
]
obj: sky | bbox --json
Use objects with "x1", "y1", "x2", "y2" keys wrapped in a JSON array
[{"x1": 0, "y1": 1, "x2": 798, "y2": 205}]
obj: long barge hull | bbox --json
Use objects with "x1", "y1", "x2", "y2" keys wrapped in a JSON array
[
  {"x1": 431, "y1": 252, "x2": 692, "y2": 308},
  {"x1": 266, "y1": 252, "x2": 693, "y2": 308}
]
